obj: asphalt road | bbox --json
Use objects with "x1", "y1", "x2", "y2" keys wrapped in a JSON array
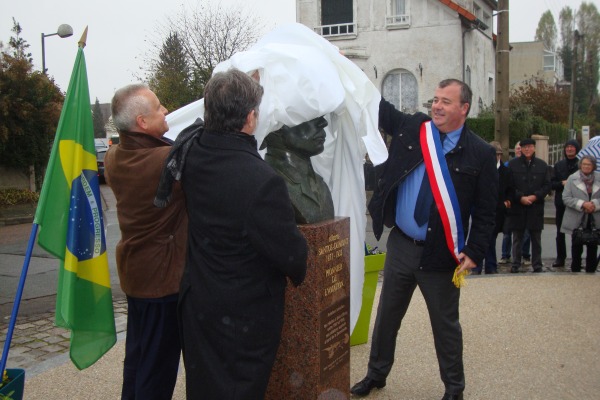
[
  {"x1": 1, "y1": 185, "x2": 568, "y2": 321},
  {"x1": 0, "y1": 184, "x2": 125, "y2": 320}
]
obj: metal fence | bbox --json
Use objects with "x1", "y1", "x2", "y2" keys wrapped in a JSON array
[{"x1": 548, "y1": 144, "x2": 563, "y2": 166}]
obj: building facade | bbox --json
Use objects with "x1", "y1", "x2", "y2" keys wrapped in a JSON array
[
  {"x1": 509, "y1": 41, "x2": 564, "y2": 89},
  {"x1": 296, "y1": 0, "x2": 497, "y2": 115}
]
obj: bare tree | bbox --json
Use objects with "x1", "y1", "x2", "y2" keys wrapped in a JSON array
[{"x1": 137, "y1": 2, "x2": 264, "y2": 100}]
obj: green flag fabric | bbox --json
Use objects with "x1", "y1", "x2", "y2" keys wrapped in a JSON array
[{"x1": 34, "y1": 46, "x2": 116, "y2": 370}]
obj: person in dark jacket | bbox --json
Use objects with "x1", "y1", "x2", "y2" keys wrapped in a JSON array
[
  {"x1": 351, "y1": 79, "x2": 497, "y2": 400},
  {"x1": 473, "y1": 141, "x2": 510, "y2": 274},
  {"x1": 178, "y1": 69, "x2": 308, "y2": 400},
  {"x1": 550, "y1": 139, "x2": 581, "y2": 267},
  {"x1": 505, "y1": 137, "x2": 552, "y2": 273},
  {"x1": 500, "y1": 141, "x2": 532, "y2": 264}
]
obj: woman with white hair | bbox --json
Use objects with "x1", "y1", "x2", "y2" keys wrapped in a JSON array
[{"x1": 560, "y1": 155, "x2": 600, "y2": 273}]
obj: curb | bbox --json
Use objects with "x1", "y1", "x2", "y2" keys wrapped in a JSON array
[{"x1": 0, "y1": 215, "x2": 35, "y2": 227}]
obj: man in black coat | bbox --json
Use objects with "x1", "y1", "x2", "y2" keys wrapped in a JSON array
[
  {"x1": 178, "y1": 69, "x2": 308, "y2": 399},
  {"x1": 474, "y1": 141, "x2": 510, "y2": 274},
  {"x1": 505, "y1": 137, "x2": 552, "y2": 273},
  {"x1": 351, "y1": 79, "x2": 497, "y2": 400},
  {"x1": 550, "y1": 139, "x2": 581, "y2": 267}
]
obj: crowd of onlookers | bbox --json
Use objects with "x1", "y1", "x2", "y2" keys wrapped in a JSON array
[{"x1": 474, "y1": 138, "x2": 600, "y2": 275}]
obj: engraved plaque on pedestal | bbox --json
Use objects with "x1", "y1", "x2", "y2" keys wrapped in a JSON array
[{"x1": 265, "y1": 217, "x2": 350, "y2": 399}]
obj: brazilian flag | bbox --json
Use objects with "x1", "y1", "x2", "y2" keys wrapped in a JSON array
[{"x1": 34, "y1": 40, "x2": 116, "y2": 370}]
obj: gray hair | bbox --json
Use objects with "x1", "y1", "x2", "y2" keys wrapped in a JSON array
[
  {"x1": 579, "y1": 155, "x2": 597, "y2": 171},
  {"x1": 489, "y1": 140, "x2": 503, "y2": 154},
  {"x1": 111, "y1": 83, "x2": 151, "y2": 132},
  {"x1": 203, "y1": 69, "x2": 263, "y2": 132}
]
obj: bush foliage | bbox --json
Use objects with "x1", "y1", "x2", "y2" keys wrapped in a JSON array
[
  {"x1": 0, "y1": 188, "x2": 39, "y2": 207},
  {"x1": 467, "y1": 117, "x2": 569, "y2": 148}
]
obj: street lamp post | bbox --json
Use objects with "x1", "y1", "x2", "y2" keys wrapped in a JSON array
[{"x1": 41, "y1": 24, "x2": 73, "y2": 74}]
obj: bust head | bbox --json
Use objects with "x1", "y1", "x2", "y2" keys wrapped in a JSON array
[
  {"x1": 262, "y1": 116, "x2": 334, "y2": 224},
  {"x1": 260, "y1": 116, "x2": 327, "y2": 158}
]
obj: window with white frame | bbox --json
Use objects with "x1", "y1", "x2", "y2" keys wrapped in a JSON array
[
  {"x1": 392, "y1": 0, "x2": 406, "y2": 15},
  {"x1": 382, "y1": 69, "x2": 418, "y2": 113},
  {"x1": 319, "y1": 0, "x2": 355, "y2": 36},
  {"x1": 387, "y1": 0, "x2": 410, "y2": 27},
  {"x1": 543, "y1": 51, "x2": 556, "y2": 71}
]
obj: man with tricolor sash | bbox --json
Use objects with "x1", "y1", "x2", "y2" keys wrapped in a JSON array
[{"x1": 352, "y1": 79, "x2": 497, "y2": 399}]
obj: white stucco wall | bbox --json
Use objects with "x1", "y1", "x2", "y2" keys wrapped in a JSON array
[{"x1": 297, "y1": 0, "x2": 496, "y2": 115}]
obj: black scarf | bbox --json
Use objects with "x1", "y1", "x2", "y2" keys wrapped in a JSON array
[{"x1": 154, "y1": 118, "x2": 204, "y2": 207}]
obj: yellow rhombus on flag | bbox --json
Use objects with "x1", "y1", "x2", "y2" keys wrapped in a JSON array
[{"x1": 34, "y1": 33, "x2": 116, "y2": 370}]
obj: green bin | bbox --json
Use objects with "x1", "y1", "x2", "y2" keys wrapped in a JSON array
[
  {"x1": 1, "y1": 368, "x2": 25, "y2": 400},
  {"x1": 350, "y1": 253, "x2": 386, "y2": 346}
]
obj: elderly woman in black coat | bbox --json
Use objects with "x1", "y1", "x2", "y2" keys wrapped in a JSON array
[{"x1": 560, "y1": 155, "x2": 600, "y2": 273}]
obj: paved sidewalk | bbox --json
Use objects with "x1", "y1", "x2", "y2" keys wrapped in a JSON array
[
  {"x1": 8, "y1": 274, "x2": 600, "y2": 399},
  {"x1": 0, "y1": 299, "x2": 128, "y2": 374},
  {"x1": 3, "y1": 191, "x2": 599, "y2": 398}
]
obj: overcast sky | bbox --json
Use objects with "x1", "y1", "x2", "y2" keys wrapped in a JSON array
[{"x1": 1, "y1": 0, "x2": 596, "y2": 103}]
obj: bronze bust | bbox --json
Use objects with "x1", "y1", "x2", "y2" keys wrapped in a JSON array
[{"x1": 261, "y1": 116, "x2": 335, "y2": 224}]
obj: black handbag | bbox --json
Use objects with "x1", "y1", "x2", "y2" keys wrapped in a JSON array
[{"x1": 572, "y1": 215, "x2": 600, "y2": 246}]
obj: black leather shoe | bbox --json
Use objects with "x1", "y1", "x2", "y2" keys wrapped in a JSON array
[
  {"x1": 552, "y1": 259, "x2": 565, "y2": 267},
  {"x1": 441, "y1": 393, "x2": 464, "y2": 400},
  {"x1": 350, "y1": 376, "x2": 386, "y2": 397},
  {"x1": 511, "y1": 266, "x2": 519, "y2": 273},
  {"x1": 533, "y1": 267, "x2": 544, "y2": 273}
]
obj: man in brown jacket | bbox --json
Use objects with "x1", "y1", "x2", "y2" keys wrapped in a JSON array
[{"x1": 105, "y1": 84, "x2": 187, "y2": 400}]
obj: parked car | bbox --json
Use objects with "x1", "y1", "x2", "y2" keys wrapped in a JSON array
[
  {"x1": 108, "y1": 134, "x2": 120, "y2": 146},
  {"x1": 96, "y1": 149, "x2": 107, "y2": 183},
  {"x1": 95, "y1": 138, "x2": 109, "y2": 153}
]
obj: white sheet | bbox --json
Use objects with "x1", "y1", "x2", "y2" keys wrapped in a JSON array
[{"x1": 165, "y1": 22, "x2": 388, "y2": 332}]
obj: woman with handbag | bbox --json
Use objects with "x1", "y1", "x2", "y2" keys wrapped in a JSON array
[{"x1": 561, "y1": 155, "x2": 600, "y2": 272}]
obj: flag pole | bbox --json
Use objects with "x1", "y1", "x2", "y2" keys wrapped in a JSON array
[
  {"x1": 0, "y1": 223, "x2": 39, "y2": 375},
  {"x1": 2, "y1": 25, "x2": 92, "y2": 374},
  {"x1": 78, "y1": 26, "x2": 88, "y2": 49}
]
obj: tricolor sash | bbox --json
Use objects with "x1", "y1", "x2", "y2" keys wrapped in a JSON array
[{"x1": 419, "y1": 121, "x2": 465, "y2": 264}]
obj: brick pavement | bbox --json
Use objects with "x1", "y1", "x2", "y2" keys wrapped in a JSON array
[{"x1": 1, "y1": 299, "x2": 128, "y2": 371}]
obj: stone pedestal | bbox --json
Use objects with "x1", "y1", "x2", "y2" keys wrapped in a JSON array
[{"x1": 265, "y1": 217, "x2": 350, "y2": 400}]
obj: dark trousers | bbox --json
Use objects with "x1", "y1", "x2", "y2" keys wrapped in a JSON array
[
  {"x1": 502, "y1": 230, "x2": 531, "y2": 259},
  {"x1": 512, "y1": 229, "x2": 542, "y2": 269},
  {"x1": 367, "y1": 228, "x2": 464, "y2": 394},
  {"x1": 475, "y1": 231, "x2": 498, "y2": 273},
  {"x1": 122, "y1": 294, "x2": 181, "y2": 400},
  {"x1": 555, "y1": 204, "x2": 567, "y2": 261},
  {"x1": 570, "y1": 240, "x2": 597, "y2": 272}
]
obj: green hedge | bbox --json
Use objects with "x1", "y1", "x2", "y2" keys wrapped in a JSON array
[
  {"x1": 0, "y1": 188, "x2": 39, "y2": 207},
  {"x1": 466, "y1": 117, "x2": 569, "y2": 147}
]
